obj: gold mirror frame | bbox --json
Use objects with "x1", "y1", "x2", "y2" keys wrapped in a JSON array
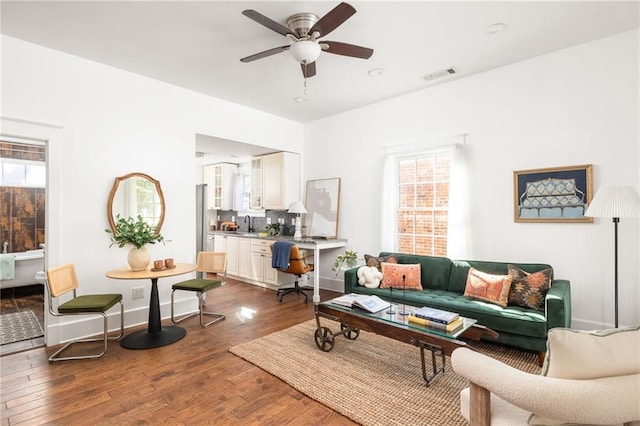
[{"x1": 107, "y1": 172, "x2": 165, "y2": 233}]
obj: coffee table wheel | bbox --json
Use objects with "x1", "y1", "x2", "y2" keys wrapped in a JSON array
[
  {"x1": 341, "y1": 323, "x2": 360, "y2": 340},
  {"x1": 314, "y1": 327, "x2": 335, "y2": 352}
]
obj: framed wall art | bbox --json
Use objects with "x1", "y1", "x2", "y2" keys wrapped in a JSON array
[
  {"x1": 513, "y1": 164, "x2": 593, "y2": 223},
  {"x1": 304, "y1": 177, "x2": 341, "y2": 238}
]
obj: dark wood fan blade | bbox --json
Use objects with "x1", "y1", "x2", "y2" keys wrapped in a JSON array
[
  {"x1": 242, "y1": 10, "x2": 293, "y2": 36},
  {"x1": 301, "y1": 61, "x2": 317, "y2": 78},
  {"x1": 240, "y1": 45, "x2": 290, "y2": 63},
  {"x1": 309, "y1": 2, "x2": 356, "y2": 38},
  {"x1": 323, "y1": 41, "x2": 373, "y2": 59}
]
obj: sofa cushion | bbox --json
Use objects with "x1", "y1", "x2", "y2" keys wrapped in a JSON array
[
  {"x1": 541, "y1": 326, "x2": 640, "y2": 379},
  {"x1": 380, "y1": 262, "x2": 422, "y2": 290},
  {"x1": 463, "y1": 267, "x2": 513, "y2": 307},
  {"x1": 449, "y1": 260, "x2": 553, "y2": 294},
  {"x1": 364, "y1": 254, "x2": 397, "y2": 271},
  {"x1": 529, "y1": 326, "x2": 640, "y2": 426},
  {"x1": 380, "y1": 252, "x2": 452, "y2": 291},
  {"x1": 508, "y1": 265, "x2": 552, "y2": 311}
]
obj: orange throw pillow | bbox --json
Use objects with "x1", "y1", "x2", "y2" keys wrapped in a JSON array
[
  {"x1": 380, "y1": 263, "x2": 423, "y2": 290},
  {"x1": 463, "y1": 267, "x2": 513, "y2": 307}
]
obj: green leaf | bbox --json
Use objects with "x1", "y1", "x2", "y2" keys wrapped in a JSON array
[{"x1": 107, "y1": 214, "x2": 167, "y2": 249}]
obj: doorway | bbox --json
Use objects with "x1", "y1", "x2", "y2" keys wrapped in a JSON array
[{"x1": 0, "y1": 139, "x2": 46, "y2": 355}]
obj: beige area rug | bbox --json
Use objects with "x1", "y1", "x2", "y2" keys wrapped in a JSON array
[
  {"x1": 229, "y1": 320, "x2": 540, "y2": 426},
  {"x1": 0, "y1": 310, "x2": 44, "y2": 345}
]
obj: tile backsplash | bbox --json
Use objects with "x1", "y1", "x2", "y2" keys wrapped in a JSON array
[{"x1": 215, "y1": 210, "x2": 297, "y2": 236}]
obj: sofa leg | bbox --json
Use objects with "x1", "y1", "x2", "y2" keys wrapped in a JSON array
[{"x1": 538, "y1": 352, "x2": 545, "y2": 367}]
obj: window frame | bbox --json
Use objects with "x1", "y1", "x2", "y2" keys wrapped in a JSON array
[{"x1": 393, "y1": 149, "x2": 453, "y2": 256}]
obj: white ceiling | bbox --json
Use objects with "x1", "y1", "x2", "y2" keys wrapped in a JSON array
[{"x1": 2, "y1": 1, "x2": 638, "y2": 163}]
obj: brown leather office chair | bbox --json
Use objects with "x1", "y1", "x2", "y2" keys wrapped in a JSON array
[{"x1": 270, "y1": 243, "x2": 314, "y2": 303}]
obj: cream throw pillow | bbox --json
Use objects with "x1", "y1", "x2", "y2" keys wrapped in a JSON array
[
  {"x1": 529, "y1": 326, "x2": 640, "y2": 425},
  {"x1": 542, "y1": 326, "x2": 640, "y2": 380}
]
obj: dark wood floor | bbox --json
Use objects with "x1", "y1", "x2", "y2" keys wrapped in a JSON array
[{"x1": 1, "y1": 279, "x2": 357, "y2": 425}]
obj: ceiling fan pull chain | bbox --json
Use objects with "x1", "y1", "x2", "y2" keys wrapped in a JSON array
[{"x1": 303, "y1": 63, "x2": 308, "y2": 95}]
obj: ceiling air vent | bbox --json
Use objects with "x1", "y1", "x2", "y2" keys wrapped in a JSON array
[{"x1": 423, "y1": 67, "x2": 458, "y2": 81}]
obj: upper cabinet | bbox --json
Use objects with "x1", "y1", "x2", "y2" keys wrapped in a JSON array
[
  {"x1": 250, "y1": 157, "x2": 262, "y2": 210},
  {"x1": 203, "y1": 163, "x2": 237, "y2": 210},
  {"x1": 252, "y1": 152, "x2": 300, "y2": 210}
]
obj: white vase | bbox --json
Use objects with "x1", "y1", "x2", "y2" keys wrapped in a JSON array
[{"x1": 127, "y1": 246, "x2": 150, "y2": 271}]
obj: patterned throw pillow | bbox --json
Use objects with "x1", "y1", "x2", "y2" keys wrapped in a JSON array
[
  {"x1": 508, "y1": 265, "x2": 552, "y2": 311},
  {"x1": 463, "y1": 267, "x2": 513, "y2": 307},
  {"x1": 364, "y1": 254, "x2": 398, "y2": 271},
  {"x1": 380, "y1": 262, "x2": 422, "y2": 290}
]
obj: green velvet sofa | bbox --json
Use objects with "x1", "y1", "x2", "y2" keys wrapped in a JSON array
[{"x1": 343, "y1": 252, "x2": 572, "y2": 354}]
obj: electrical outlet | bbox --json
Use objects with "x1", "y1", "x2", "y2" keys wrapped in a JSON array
[
  {"x1": 231, "y1": 216, "x2": 235, "y2": 222},
  {"x1": 267, "y1": 217, "x2": 272, "y2": 224},
  {"x1": 132, "y1": 287, "x2": 144, "y2": 299},
  {"x1": 291, "y1": 218, "x2": 296, "y2": 225}
]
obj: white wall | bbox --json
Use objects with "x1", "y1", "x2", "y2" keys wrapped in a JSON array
[
  {"x1": 1, "y1": 35, "x2": 304, "y2": 344},
  {"x1": 304, "y1": 30, "x2": 640, "y2": 330}
]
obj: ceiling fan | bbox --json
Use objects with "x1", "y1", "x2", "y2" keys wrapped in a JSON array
[{"x1": 240, "y1": 2, "x2": 374, "y2": 80}]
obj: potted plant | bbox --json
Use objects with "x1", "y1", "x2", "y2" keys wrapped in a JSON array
[
  {"x1": 264, "y1": 222, "x2": 281, "y2": 236},
  {"x1": 106, "y1": 214, "x2": 166, "y2": 271},
  {"x1": 332, "y1": 249, "x2": 358, "y2": 277}
]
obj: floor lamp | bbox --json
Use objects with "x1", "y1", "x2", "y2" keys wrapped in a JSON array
[{"x1": 585, "y1": 185, "x2": 640, "y2": 328}]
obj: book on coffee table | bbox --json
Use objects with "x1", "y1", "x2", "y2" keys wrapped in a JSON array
[
  {"x1": 413, "y1": 306, "x2": 459, "y2": 324},
  {"x1": 408, "y1": 314, "x2": 464, "y2": 332},
  {"x1": 331, "y1": 293, "x2": 391, "y2": 313}
]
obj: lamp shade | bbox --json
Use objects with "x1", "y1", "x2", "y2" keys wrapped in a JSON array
[
  {"x1": 288, "y1": 200, "x2": 307, "y2": 214},
  {"x1": 585, "y1": 185, "x2": 640, "y2": 218},
  {"x1": 290, "y1": 41, "x2": 321, "y2": 64}
]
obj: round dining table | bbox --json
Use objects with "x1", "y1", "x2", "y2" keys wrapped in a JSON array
[{"x1": 106, "y1": 263, "x2": 196, "y2": 349}]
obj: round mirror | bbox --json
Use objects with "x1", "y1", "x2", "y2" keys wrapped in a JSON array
[{"x1": 107, "y1": 172, "x2": 165, "y2": 233}]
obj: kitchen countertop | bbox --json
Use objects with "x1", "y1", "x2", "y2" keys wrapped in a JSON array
[{"x1": 210, "y1": 230, "x2": 347, "y2": 244}]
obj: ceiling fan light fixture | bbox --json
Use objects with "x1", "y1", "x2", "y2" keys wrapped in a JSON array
[{"x1": 290, "y1": 40, "x2": 321, "y2": 64}]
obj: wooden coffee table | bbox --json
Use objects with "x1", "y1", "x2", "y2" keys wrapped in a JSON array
[{"x1": 315, "y1": 301, "x2": 498, "y2": 386}]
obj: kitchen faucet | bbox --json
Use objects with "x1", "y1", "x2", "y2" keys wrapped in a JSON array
[{"x1": 244, "y1": 215, "x2": 254, "y2": 233}]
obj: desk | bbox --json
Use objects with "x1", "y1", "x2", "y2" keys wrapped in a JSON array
[
  {"x1": 106, "y1": 263, "x2": 196, "y2": 349},
  {"x1": 294, "y1": 238, "x2": 347, "y2": 304}
]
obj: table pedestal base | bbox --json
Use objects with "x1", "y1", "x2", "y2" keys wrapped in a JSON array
[{"x1": 120, "y1": 326, "x2": 186, "y2": 349}]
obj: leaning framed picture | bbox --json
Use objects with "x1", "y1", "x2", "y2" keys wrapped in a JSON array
[
  {"x1": 513, "y1": 164, "x2": 593, "y2": 223},
  {"x1": 304, "y1": 177, "x2": 341, "y2": 238}
]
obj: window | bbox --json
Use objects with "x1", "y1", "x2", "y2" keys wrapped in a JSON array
[
  {"x1": 0, "y1": 159, "x2": 46, "y2": 187},
  {"x1": 395, "y1": 151, "x2": 452, "y2": 256}
]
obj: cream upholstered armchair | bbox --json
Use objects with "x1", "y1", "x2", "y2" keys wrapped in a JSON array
[{"x1": 451, "y1": 326, "x2": 640, "y2": 426}]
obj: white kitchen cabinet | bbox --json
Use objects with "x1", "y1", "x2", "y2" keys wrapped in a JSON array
[
  {"x1": 225, "y1": 236, "x2": 239, "y2": 276},
  {"x1": 250, "y1": 238, "x2": 282, "y2": 285},
  {"x1": 261, "y1": 152, "x2": 300, "y2": 210},
  {"x1": 250, "y1": 157, "x2": 262, "y2": 210},
  {"x1": 213, "y1": 234, "x2": 238, "y2": 276},
  {"x1": 249, "y1": 152, "x2": 300, "y2": 210},
  {"x1": 213, "y1": 234, "x2": 226, "y2": 252},
  {"x1": 203, "y1": 163, "x2": 237, "y2": 210},
  {"x1": 237, "y1": 237, "x2": 251, "y2": 279}
]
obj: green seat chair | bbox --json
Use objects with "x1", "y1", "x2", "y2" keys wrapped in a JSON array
[
  {"x1": 46, "y1": 263, "x2": 124, "y2": 362},
  {"x1": 171, "y1": 252, "x2": 226, "y2": 327}
]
